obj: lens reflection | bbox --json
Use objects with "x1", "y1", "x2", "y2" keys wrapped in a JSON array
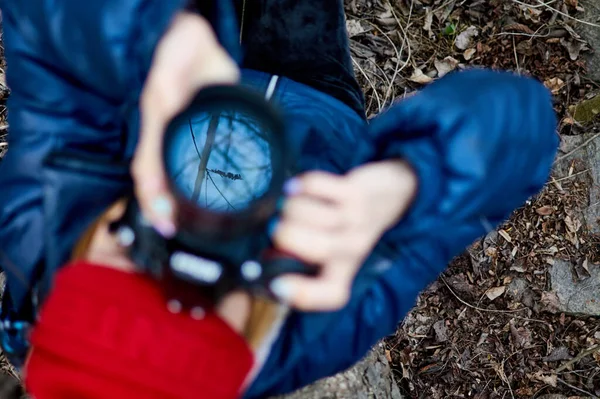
[{"x1": 166, "y1": 111, "x2": 273, "y2": 213}]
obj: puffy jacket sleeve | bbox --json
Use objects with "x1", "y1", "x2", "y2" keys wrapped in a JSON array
[
  {"x1": 0, "y1": 0, "x2": 187, "y2": 308},
  {"x1": 2, "y1": 0, "x2": 187, "y2": 103},
  {"x1": 370, "y1": 69, "x2": 558, "y2": 241},
  {"x1": 245, "y1": 70, "x2": 558, "y2": 398}
]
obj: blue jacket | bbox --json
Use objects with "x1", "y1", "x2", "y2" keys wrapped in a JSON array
[{"x1": 0, "y1": 1, "x2": 558, "y2": 397}]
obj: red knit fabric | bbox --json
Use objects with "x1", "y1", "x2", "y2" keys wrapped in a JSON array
[{"x1": 25, "y1": 261, "x2": 254, "y2": 399}]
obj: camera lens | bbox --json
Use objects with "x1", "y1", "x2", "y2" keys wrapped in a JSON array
[
  {"x1": 163, "y1": 86, "x2": 286, "y2": 236},
  {"x1": 165, "y1": 108, "x2": 273, "y2": 213}
]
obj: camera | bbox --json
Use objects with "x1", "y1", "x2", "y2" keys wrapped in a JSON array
[{"x1": 110, "y1": 85, "x2": 316, "y2": 308}]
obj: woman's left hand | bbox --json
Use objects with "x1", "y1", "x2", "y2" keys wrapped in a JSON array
[{"x1": 269, "y1": 159, "x2": 418, "y2": 311}]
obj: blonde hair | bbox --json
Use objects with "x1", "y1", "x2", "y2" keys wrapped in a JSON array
[{"x1": 71, "y1": 200, "x2": 283, "y2": 351}]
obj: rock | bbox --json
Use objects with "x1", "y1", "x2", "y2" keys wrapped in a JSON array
[
  {"x1": 433, "y1": 320, "x2": 449, "y2": 343},
  {"x1": 576, "y1": 0, "x2": 600, "y2": 82},
  {"x1": 549, "y1": 259, "x2": 600, "y2": 316},
  {"x1": 276, "y1": 343, "x2": 404, "y2": 399},
  {"x1": 556, "y1": 133, "x2": 600, "y2": 234},
  {"x1": 570, "y1": 93, "x2": 600, "y2": 124}
]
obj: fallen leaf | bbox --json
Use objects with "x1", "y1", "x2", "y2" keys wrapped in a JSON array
[
  {"x1": 455, "y1": 26, "x2": 479, "y2": 50},
  {"x1": 434, "y1": 56, "x2": 459, "y2": 78},
  {"x1": 542, "y1": 346, "x2": 572, "y2": 362},
  {"x1": 544, "y1": 77, "x2": 565, "y2": 95},
  {"x1": 498, "y1": 229, "x2": 512, "y2": 243},
  {"x1": 565, "y1": 0, "x2": 578, "y2": 8},
  {"x1": 409, "y1": 68, "x2": 433, "y2": 84},
  {"x1": 561, "y1": 38, "x2": 587, "y2": 61},
  {"x1": 346, "y1": 19, "x2": 370, "y2": 38},
  {"x1": 510, "y1": 322, "x2": 532, "y2": 348},
  {"x1": 536, "y1": 206, "x2": 554, "y2": 216},
  {"x1": 582, "y1": 258, "x2": 589, "y2": 273},
  {"x1": 530, "y1": 371, "x2": 557, "y2": 387},
  {"x1": 485, "y1": 286, "x2": 506, "y2": 301},
  {"x1": 504, "y1": 22, "x2": 535, "y2": 35},
  {"x1": 463, "y1": 48, "x2": 476, "y2": 61},
  {"x1": 564, "y1": 215, "x2": 582, "y2": 233},
  {"x1": 423, "y1": 7, "x2": 434, "y2": 38},
  {"x1": 433, "y1": 320, "x2": 449, "y2": 343},
  {"x1": 510, "y1": 263, "x2": 526, "y2": 273},
  {"x1": 541, "y1": 291, "x2": 561, "y2": 313}
]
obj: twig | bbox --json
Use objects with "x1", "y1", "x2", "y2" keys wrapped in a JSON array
[
  {"x1": 555, "y1": 133, "x2": 600, "y2": 162},
  {"x1": 513, "y1": 37, "x2": 520, "y2": 75},
  {"x1": 192, "y1": 114, "x2": 219, "y2": 202},
  {"x1": 384, "y1": 0, "x2": 413, "y2": 106},
  {"x1": 352, "y1": 57, "x2": 382, "y2": 111},
  {"x1": 511, "y1": 0, "x2": 559, "y2": 9},
  {"x1": 552, "y1": 168, "x2": 590, "y2": 183},
  {"x1": 441, "y1": 277, "x2": 526, "y2": 314},
  {"x1": 556, "y1": 344, "x2": 600, "y2": 373},
  {"x1": 557, "y1": 377, "x2": 599, "y2": 398},
  {"x1": 512, "y1": 0, "x2": 600, "y2": 28}
]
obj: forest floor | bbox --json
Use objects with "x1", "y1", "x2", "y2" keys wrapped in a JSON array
[
  {"x1": 344, "y1": 0, "x2": 600, "y2": 398},
  {"x1": 1, "y1": 0, "x2": 600, "y2": 398}
]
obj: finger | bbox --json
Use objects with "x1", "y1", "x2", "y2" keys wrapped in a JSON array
[
  {"x1": 282, "y1": 196, "x2": 344, "y2": 230},
  {"x1": 132, "y1": 13, "x2": 240, "y2": 238},
  {"x1": 132, "y1": 89, "x2": 178, "y2": 237},
  {"x1": 272, "y1": 221, "x2": 335, "y2": 265},
  {"x1": 286, "y1": 172, "x2": 351, "y2": 203},
  {"x1": 269, "y1": 261, "x2": 355, "y2": 311}
]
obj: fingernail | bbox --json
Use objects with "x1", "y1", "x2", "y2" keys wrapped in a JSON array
[
  {"x1": 283, "y1": 178, "x2": 302, "y2": 196},
  {"x1": 270, "y1": 278, "x2": 293, "y2": 303},
  {"x1": 267, "y1": 217, "x2": 280, "y2": 238},
  {"x1": 152, "y1": 196, "x2": 173, "y2": 216},
  {"x1": 155, "y1": 220, "x2": 176, "y2": 238},
  {"x1": 276, "y1": 197, "x2": 286, "y2": 212}
]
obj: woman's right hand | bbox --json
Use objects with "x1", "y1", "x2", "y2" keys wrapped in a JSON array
[{"x1": 132, "y1": 11, "x2": 239, "y2": 238}]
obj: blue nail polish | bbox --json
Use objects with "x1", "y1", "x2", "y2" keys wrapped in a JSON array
[
  {"x1": 283, "y1": 178, "x2": 302, "y2": 196},
  {"x1": 155, "y1": 220, "x2": 176, "y2": 238},
  {"x1": 270, "y1": 278, "x2": 293, "y2": 303},
  {"x1": 152, "y1": 196, "x2": 173, "y2": 216},
  {"x1": 276, "y1": 197, "x2": 286, "y2": 212},
  {"x1": 267, "y1": 217, "x2": 280, "y2": 237}
]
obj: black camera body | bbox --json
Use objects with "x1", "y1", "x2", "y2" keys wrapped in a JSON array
[{"x1": 110, "y1": 85, "x2": 316, "y2": 308}]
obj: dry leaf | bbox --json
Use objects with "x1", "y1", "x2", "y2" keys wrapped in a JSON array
[
  {"x1": 409, "y1": 68, "x2": 433, "y2": 84},
  {"x1": 582, "y1": 258, "x2": 589, "y2": 273},
  {"x1": 455, "y1": 26, "x2": 479, "y2": 50},
  {"x1": 544, "y1": 77, "x2": 565, "y2": 95},
  {"x1": 434, "y1": 56, "x2": 459, "y2": 78},
  {"x1": 510, "y1": 323, "x2": 532, "y2": 348},
  {"x1": 564, "y1": 215, "x2": 582, "y2": 233},
  {"x1": 541, "y1": 291, "x2": 561, "y2": 313},
  {"x1": 542, "y1": 346, "x2": 572, "y2": 362},
  {"x1": 498, "y1": 229, "x2": 512, "y2": 243},
  {"x1": 485, "y1": 286, "x2": 506, "y2": 301},
  {"x1": 510, "y1": 263, "x2": 526, "y2": 273},
  {"x1": 565, "y1": 0, "x2": 578, "y2": 8},
  {"x1": 561, "y1": 38, "x2": 587, "y2": 61},
  {"x1": 423, "y1": 7, "x2": 434, "y2": 38},
  {"x1": 346, "y1": 19, "x2": 370, "y2": 38},
  {"x1": 530, "y1": 371, "x2": 558, "y2": 387},
  {"x1": 463, "y1": 48, "x2": 476, "y2": 60},
  {"x1": 536, "y1": 206, "x2": 554, "y2": 216}
]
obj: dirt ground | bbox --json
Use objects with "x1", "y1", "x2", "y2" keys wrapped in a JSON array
[
  {"x1": 344, "y1": 0, "x2": 600, "y2": 397},
  {"x1": 1, "y1": 0, "x2": 600, "y2": 398}
]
